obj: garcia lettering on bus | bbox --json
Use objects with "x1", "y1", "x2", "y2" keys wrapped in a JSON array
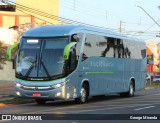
[{"x1": 90, "y1": 61, "x2": 114, "y2": 68}]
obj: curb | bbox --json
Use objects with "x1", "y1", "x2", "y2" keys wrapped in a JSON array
[
  {"x1": 145, "y1": 87, "x2": 154, "y2": 90},
  {"x1": 0, "y1": 94, "x2": 15, "y2": 101},
  {"x1": 145, "y1": 87, "x2": 160, "y2": 90}
]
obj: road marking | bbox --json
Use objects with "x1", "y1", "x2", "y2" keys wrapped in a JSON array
[
  {"x1": 134, "y1": 106, "x2": 155, "y2": 111},
  {"x1": 153, "y1": 94, "x2": 160, "y2": 96},
  {"x1": 59, "y1": 104, "x2": 153, "y2": 114},
  {"x1": 36, "y1": 103, "x2": 155, "y2": 114}
]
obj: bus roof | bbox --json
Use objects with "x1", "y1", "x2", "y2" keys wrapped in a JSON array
[{"x1": 23, "y1": 24, "x2": 144, "y2": 42}]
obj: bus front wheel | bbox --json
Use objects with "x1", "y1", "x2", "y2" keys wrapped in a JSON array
[{"x1": 75, "y1": 85, "x2": 88, "y2": 104}]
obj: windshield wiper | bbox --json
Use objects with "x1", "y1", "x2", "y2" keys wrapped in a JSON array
[
  {"x1": 24, "y1": 54, "x2": 51, "y2": 80},
  {"x1": 39, "y1": 59, "x2": 51, "y2": 80},
  {"x1": 25, "y1": 54, "x2": 37, "y2": 79}
]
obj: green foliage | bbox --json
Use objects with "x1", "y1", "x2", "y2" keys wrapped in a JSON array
[
  {"x1": 0, "y1": 41, "x2": 7, "y2": 69},
  {"x1": 146, "y1": 82, "x2": 160, "y2": 87}
]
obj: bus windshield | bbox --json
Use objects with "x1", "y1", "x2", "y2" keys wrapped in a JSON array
[{"x1": 16, "y1": 37, "x2": 68, "y2": 80}]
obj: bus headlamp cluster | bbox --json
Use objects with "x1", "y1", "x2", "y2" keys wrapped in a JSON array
[
  {"x1": 15, "y1": 82, "x2": 22, "y2": 87},
  {"x1": 15, "y1": 79, "x2": 70, "y2": 90},
  {"x1": 51, "y1": 79, "x2": 70, "y2": 89},
  {"x1": 51, "y1": 82, "x2": 65, "y2": 89}
]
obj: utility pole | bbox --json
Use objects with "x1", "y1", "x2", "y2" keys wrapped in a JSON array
[
  {"x1": 120, "y1": 20, "x2": 122, "y2": 33},
  {"x1": 106, "y1": 10, "x2": 107, "y2": 20},
  {"x1": 73, "y1": 0, "x2": 76, "y2": 10}
]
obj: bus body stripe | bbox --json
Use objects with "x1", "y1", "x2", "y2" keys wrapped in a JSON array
[{"x1": 86, "y1": 72, "x2": 113, "y2": 74}]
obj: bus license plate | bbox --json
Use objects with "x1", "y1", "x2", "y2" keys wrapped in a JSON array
[{"x1": 32, "y1": 92, "x2": 41, "y2": 97}]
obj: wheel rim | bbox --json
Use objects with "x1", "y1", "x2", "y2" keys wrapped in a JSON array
[
  {"x1": 130, "y1": 84, "x2": 134, "y2": 96},
  {"x1": 80, "y1": 87, "x2": 86, "y2": 102}
]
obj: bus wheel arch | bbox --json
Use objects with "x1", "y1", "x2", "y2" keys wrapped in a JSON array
[
  {"x1": 75, "y1": 80, "x2": 90, "y2": 104},
  {"x1": 82, "y1": 80, "x2": 90, "y2": 97}
]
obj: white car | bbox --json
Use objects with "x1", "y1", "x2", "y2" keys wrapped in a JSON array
[{"x1": 153, "y1": 75, "x2": 160, "y2": 83}]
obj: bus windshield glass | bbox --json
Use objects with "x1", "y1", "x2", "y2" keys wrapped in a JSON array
[{"x1": 16, "y1": 37, "x2": 68, "y2": 80}]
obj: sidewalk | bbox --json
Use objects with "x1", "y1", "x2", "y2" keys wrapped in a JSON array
[
  {"x1": 0, "y1": 80, "x2": 15, "y2": 100},
  {"x1": 0, "y1": 81, "x2": 34, "y2": 104}
]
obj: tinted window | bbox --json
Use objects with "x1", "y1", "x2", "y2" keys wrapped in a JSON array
[
  {"x1": 82, "y1": 33, "x2": 146, "y2": 59},
  {"x1": 83, "y1": 34, "x2": 97, "y2": 58}
]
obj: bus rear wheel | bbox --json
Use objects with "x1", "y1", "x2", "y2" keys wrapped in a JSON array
[
  {"x1": 120, "y1": 81, "x2": 135, "y2": 97},
  {"x1": 35, "y1": 99, "x2": 46, "y2": 105},
  {"x1": 128, "y1": 82, "x2": 135, "y2": 97},
  {"x1": 75, "y1": 85, "x2": 88, "y2": 104}
]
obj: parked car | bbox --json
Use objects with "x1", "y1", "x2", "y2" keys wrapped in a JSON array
[{"x1": 153, "y1": 75, "x2": 160, "y2": 83}]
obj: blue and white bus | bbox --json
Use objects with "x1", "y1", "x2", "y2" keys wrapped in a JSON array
[{"x1": 8, "y1": 24, "x2": 146, "y2": 104}]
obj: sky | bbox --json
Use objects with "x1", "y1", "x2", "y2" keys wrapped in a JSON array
[{"x1": 60, "y1": 0, "x2": 160, "y2": 41}]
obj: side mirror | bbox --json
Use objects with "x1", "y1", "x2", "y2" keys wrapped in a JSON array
[
  {"x1": 63, "y1": 42, "x2": 76, "y2": 60},
  {"x1": 71, "y1": 34, "x2": 80, "y2": 42},
  {"x1": 63, "y1": 42, "x2": 77, "y2": 75},
  {"x1": 7, "y1": 43, "x2": 19, "y2": 69}
]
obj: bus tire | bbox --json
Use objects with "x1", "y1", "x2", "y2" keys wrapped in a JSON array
[
  {"x1": 120, "y1": 81, "x2": 135, "y2": 97},
  {"x1": 127, "y1": 81, "x2": 135, "y2": 97},
  {"x1": 75, "y1": 84, "x2": 88, "y2": 104},
  {"x1": 35, "y1": 99, "x2": 46, "y2": 105}
]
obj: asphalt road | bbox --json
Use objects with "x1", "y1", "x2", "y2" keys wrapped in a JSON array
[{"x1": 1, "y1": 88, "x2": 160, "y2": 123}]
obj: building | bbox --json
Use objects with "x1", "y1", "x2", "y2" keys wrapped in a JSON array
[
  {"x1": 0, "y1": 0, "x2": 62, "y2": 83},
  {"x1": 146, "y1": 41, "x2": 160, "y2": 75},
  {"x1": 0, "y1": 0, "x2": 60, "y2": 27}
]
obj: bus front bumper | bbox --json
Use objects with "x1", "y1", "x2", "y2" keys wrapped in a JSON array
[{"x1": 15, "y1": 86, "x2": 68, "y2": 100}]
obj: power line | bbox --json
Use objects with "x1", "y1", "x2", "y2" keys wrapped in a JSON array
[
  {"x1": 7, "y1": 0, "x2": 158, "y2": 39},
  {"x1": 137, "y1": 6, "x2": 160, "y2": 28},
  {"x1": 58, "y1": 0, "x2": 152, "y2": 21},
  {"x1": 8, "y1": 1, "x2": 118, "y2": 32}
]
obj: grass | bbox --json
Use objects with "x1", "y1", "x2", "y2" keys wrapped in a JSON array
[
  {"x1": 0, "y1": 97, "x2": 34, "y2": 104},
  {"x1": 146, "y1": 82, "x2": 160, "y2": 88}
]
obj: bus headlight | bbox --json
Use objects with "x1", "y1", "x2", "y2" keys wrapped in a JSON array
[
  {"x1": 15, "y1": 83, "x2": 22, "y2": 87},
  {"x1": 51, "y1": 82, "x2": 65, "y2": 89},
  {"x1": 51, "y1": 79, "x2": 70, "y2": 89},
  {"x1": 16, "y1": 91, "x2": 21, "y2": 96}
]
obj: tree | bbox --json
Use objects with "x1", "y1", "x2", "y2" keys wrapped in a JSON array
[{"x1": 0, "y1": 41, "x2": 7, "y2": 69}]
